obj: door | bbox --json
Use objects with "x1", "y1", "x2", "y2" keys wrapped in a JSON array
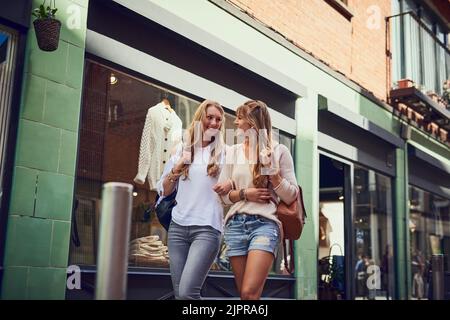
[{"x1": 318, "y1": 153, "x2": 353, "y2": 300}]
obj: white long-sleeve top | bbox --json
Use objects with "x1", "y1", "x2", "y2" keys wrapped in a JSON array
[
  {"x1": 134, "y1": 102, "x2": 182, "y2": 190},
  {"x1": 156, "y1": 144, "x2": 225, "y2": 233}
]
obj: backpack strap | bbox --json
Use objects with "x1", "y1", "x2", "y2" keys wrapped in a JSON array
[{"x1": 283, "y1": 239, "x2": 295, "y2": 275}]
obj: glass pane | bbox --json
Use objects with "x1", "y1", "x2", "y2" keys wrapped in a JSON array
[
  {"x1": 70, "y1": 60, "x2": 200, "y2": 268},
  {"x1": 318, "y1": 155, "x2": 346, "y2": 300},
  {"x1": 0, "y1": 25, "x2": 18, "y2": 213},
  {"x1": 409, "y1": 185, "x2": 450, "y2": 300},
  {"x1": 353, "y1": 166, "x2": 394, "y2": 300},
  {"x1": 70, "y1": 60, "x2": 296, "y2": 276}
]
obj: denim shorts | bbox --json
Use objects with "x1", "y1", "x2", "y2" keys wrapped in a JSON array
[{"x1": 224, "y1": 213, "x2": 280, "y2": 257}]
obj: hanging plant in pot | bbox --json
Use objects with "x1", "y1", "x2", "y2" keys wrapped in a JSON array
[{"x1": 32, "y1": 0, "x2": 61, "y2": 52}]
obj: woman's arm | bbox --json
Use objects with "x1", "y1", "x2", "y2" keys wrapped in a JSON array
[
  {"x1": 157, "y1": 157, "x2": 176, "y2": 197},
  {"x1": 157, "y1": 144, "x2": 186, "y2": 196},
  {"x1": 212, "y1": 179, "x2": 234, "y2": 195},
  {"x1": 161, "y1": 166, "x2": 181, "y2": 196},
  {"x1": 223, "y1": 188, "x2": 272, "y2": 204},
  {"x1": 227, "y1": 190, "x2": 241, "y2": 203},
  {"x1": 270, "y1": 145, "x2": 298, "y2": 205},
  {"x1": 217, "y1": 163, "x2": 236, "y2": 205},
  {"x1": 216, "y1": 145, "x2": 236, "y2": 205}
]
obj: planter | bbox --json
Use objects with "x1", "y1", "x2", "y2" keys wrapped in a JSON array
[
  {"x1": 33, "y1": 18, "x2": 61, "y2": 52},
  {"x1": 397, "y1": 78, "x2": 414, "y2": 89},
  {"x1": 426, "y1": 91, "x2": 439, "y2": 103}
]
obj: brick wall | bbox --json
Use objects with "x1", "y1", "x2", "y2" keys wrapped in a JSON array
[{"x1": 227, "y1": 0, "x2": 391, "y2": 101}]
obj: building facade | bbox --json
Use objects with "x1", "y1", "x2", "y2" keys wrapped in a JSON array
[{"x1": 1, "y1": 0, "x2": 449, "y2": 300}]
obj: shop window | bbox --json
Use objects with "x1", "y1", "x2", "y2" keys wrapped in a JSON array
[
  {"x1": 409, "y1": 185, "x2": 450, "y2": 300},
  {"x1": 71, "y1": 60, "x2": 200, "y2": 269},
  {"x1": 0, "y1": 25, "x2": 19, "y2": 254},
  {"x1": 0, "y1": 25, "x2": 19, "y2": 208},
  {"x1": 70, "y1": 60, "x2": 295, "y2": 275},
  {"x1": 353, "y1": 166, "x2": 394, "y2": 300}
]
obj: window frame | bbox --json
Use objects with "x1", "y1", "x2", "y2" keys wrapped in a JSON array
[
  {"x1": 324, "y1": 0, "x2": 354, "y2": 20},
  {"x1": 71, "y1": 57, "x2": 297, "y2": 276}
]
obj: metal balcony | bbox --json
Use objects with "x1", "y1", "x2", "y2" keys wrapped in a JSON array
[
  {"x1": 387, "y1": 11, "x2": 450, "y2": 145},
  {"x1": 388, "y1": 11, "x2": 449, "y2": 97}
]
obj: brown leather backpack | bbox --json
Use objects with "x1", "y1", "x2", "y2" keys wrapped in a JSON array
[
  {"x1": 277, "y1": 185, "x2": 307, "y2": 274},
  {"x1": 277, "y1": 185, "x2": 307, "y2": 240}
]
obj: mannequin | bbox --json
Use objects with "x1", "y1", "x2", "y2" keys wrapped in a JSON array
[
  {"x1": 134, "y1": 93, "x2": 182, "y2": 190},
  {"x1": 319, "y1": 207, "x2": 333, "y2": 259}
]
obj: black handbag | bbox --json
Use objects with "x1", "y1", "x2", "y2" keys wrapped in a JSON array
[{"x1": 155, "y1": 190, "x2": 177, "y2": 231}]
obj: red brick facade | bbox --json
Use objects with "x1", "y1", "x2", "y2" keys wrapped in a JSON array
[{"x1": 226, "y1": 0, "x2": 391, "y2": 101}]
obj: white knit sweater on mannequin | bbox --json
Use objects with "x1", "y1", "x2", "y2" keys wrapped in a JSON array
[{"x1": 134, "y1": 102, "x2": 182, "y2": 190}]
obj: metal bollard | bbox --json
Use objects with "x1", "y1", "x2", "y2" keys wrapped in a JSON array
[
  {"x1": 431, "y1": 254, "x2": 444, "y2": 300},
  {"x1": 95, "y1": 182, "x2": 133, "y2": 300}
]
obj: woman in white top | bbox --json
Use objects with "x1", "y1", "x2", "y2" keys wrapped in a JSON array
[
  {"x1": 158, "y1": 100, "x2": 231, "y2": 300},
  {"x1": 216, "y1": 100, "x2": 298, "y2": 300}
]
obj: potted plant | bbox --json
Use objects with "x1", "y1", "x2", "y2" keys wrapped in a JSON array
[
  {"x1": 32, "y1": 1, "x2": 61, "y2": 52},
  {"x1": 426, "y1": 91, "x2": 439, "y2": 103},
  {"x1": 443, "y1": 80, "x2": 450, "y2": 109},
  {"x1": 397, "y1": 78, "x2": 414, "y2": 89}
]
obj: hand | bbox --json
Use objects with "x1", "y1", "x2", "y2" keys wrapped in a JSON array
[
  {"x1": 268, "y1": 170, "x2": 282, "y2": 188},
  {"x1": 260, "y1": 148, "x2": 272, "y2": 166},
  {"x1": 245, "y1": 188, "x2": 272, "y2": 203},
  {"x1": 134, "y1": 176, "x2": 145, "y2": 185},
  {"x1": 213, "y1": 180, "x2": 233, "y2": 195},
  {"x1": 173, "y1": 150, "x2": 191, "y2": 172}
]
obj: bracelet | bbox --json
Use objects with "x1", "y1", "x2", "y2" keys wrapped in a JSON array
[
  {"x1": 272, "y1": 178, "x2": 283, "y2": 190},
  {"x1": 239, "y1": 189, "x2": 247, "y2": 201},
  {"x1": 168, "y1": 168, "x2": 181, "y2": 183}
]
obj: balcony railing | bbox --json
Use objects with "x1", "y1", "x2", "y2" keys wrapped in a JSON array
[{"x1": 388, "y1": 11, "x2": 449, "y2": 97}]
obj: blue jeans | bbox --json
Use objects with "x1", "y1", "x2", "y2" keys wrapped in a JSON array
[
  {"x1": 168, "y1": 221, "x2": 221, "y2": 300},
  {"x1": 224, "y1": 213, "x2": 280, "y2": 257}
]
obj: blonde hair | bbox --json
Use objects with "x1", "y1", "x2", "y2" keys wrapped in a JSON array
[
  {"x1": 182, "y1": 99, "x2": 225, "y2": 179},
  {"x1": 236, "y1": 100, "x2": 272, "y2": 188}
]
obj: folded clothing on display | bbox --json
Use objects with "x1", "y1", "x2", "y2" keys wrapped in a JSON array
[{"x1": 129, "y1": 235, "x2": 169, "y2": 267}]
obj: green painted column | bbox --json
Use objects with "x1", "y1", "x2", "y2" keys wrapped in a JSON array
[
  {"x1": 294, "y1": 94, "x2": 319, "y2": 300},
  {"x1": 1, "y1": 0, "x2": 88, "y2": 299},
  {"x1": 394, "y1": 146, "x2": 410, "y2": 299}
]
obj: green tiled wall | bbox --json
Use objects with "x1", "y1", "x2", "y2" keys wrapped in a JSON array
[
  {"x1": 295, "y1": 96, "x2": 319, "y2": 300},
  {"x1": 1, "y1": 0, "x2": 88, "y2": 300}
]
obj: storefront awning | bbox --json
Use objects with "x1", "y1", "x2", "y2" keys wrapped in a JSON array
[
  {"x1": 408, "y1": 145, "x2": 450, "y2": 176},
  {"x1": 318, "y1": 94, "x2": 404, "y2": 148}
]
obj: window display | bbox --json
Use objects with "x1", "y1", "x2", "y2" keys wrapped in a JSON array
[
  {"x1": 353, "y1": 166, "x2": 394, "y2": 300},
  {"x1": 70, "y1": 60, "x2": 199, "y2": 269},
  {"x1": 0, "y1": 25, "x2": 18, "y2": 219},
  {"x1": 70, "y1": 60, "x2": 295, "y2": 275},
  {"x1": 409, "y1": 185, "x2": 450, "y2": 299},
  {"x1": 134, "y1": 95, "x2": 182, "y2": 191}
]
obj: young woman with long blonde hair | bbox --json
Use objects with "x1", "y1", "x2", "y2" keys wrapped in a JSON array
[
  {"x1": 216, "y1": 100, "x2": 298, "y2": 300},
  {"x1": 158, "y1": 99, "x2": 231, "y2": 299}
]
